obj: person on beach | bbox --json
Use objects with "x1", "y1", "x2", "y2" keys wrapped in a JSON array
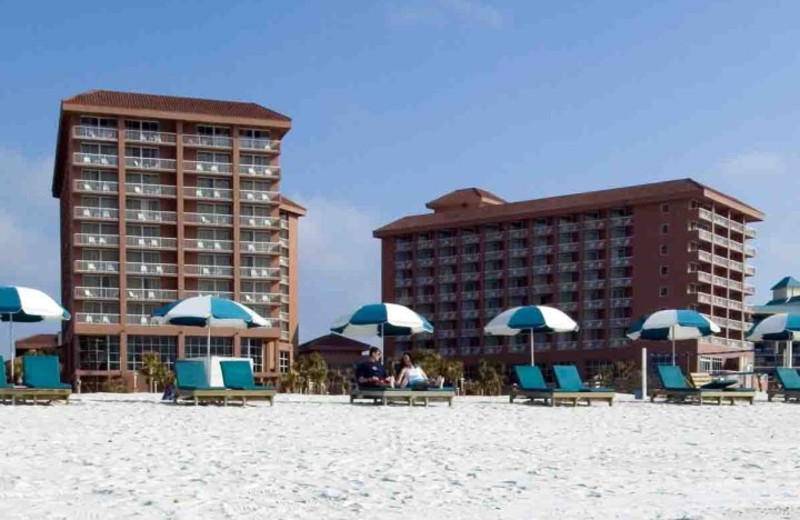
[
  {"x1": 356, "y1": 347, "x2": 394, "y2": 387},
  {"x1": 395, "y1": 353, "x2": 444, "y2": 389}
]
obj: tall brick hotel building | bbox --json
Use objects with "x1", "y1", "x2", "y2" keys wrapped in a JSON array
[
  {"x1": 374, "y1": 180, "x2": 763, "y2": 378},
  {"x1": 52, "y1": 90, "x2": 304, "y2": 389}
]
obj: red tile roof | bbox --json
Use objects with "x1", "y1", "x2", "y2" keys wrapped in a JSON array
[{"x1": 63, "y1": 89, "x2": 290, "y2": 122}]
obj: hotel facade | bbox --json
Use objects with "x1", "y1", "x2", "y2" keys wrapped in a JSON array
[
  {"x1": 374, "y1": 180, "x2": 763, "y2": 379},
  {"x1": 52, "y1": 90, "x2": 305, "y2": 390}
]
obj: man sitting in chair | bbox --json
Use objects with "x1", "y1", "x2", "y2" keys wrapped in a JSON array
[{"x1": 356, "y1": 347, "x2": 394, "y2": 388}]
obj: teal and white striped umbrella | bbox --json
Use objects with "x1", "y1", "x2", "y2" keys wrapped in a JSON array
[
  {"x1": 151, "y1": 296, "x2": 269, "y2": 358},
  {"x1": 0, "y1": 286, "x2": 71, "y2": 378},
  {"x1": 484, "y1": 306, "x2": 579, "y2": 365},
  {"x1": 747, "y1": 313, "x2": 800, "y2": 368},
  {"x1": 331, "y1": 303, "x2": 433, "y2": 356},
  {"x1": 627, "y1": 309, "x2": 720, "y2": 365}
]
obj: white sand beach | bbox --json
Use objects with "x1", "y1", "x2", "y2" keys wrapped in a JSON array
[{"x1": 1, "y1": 394, "x2": 799, "y2": 520}]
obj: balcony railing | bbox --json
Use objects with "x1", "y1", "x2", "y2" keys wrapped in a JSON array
[
  {"x1": 183, "y1": 160, "x2": 232, "y2": 175},
  {"x1": 74, "y1": 287, "x2": 120, "y2": 300},
  {"x1": 509, "y1": 229, "x2": 528, "y2": 238},
  {"x1": 583, "y1": 219, "x2": 605, "y2": 230},
  {"x1": 610, "y1": 318, "x2": 631, "y2": 328},
  {"x1": 610, "y1": 257, "x2": 632, "y2": 268},
  {"x1": 74, "y1": 233, "x2": 119, "y2": 247},
  {"x1": 240, "y1": 267, "x2": 280, "y2": 279},
  {"x1": 532, "y1": 245, "x2": 553, "y2": 254},
  {"x1": 185, "y1": 265, "x2": 234, "y2": 277},
  {"x1": 241, "y1": 241, "x2": 281, "y2": 254},
  {"x1": 125, "y1": 289, "x2": 177, "y2": 301},
  {"x1": 125, "y1": 157, "x2": 176, "y2": 171},
  {"x1": 240, "y1": 190, "x2": 279, "y2": 204},
  {"x1": 182, "y1": 134, "x2": 233, "y2": 149},
  {"x1": 125, "y1": 209, "x2": 177, "y2": 223},
  {"x1": 75, "y1": 260, "x2": 119, "y2": 273},
  {"x1": 584, "y1": 240, "x2": 605, "y2": 250},
  {"x1": 126, "y1": 183, "x2": 177, "y2": 198},
  {"x1": 241, "y1": 293, "x2": 281, "y2": 305},
  {"x1": 558, "y1": 263, "x2": 578, "y2": 272},
  {"x1": 77, "y1": 313, "x2": 120, "y2": 324},
  {"x1": 609, "y1": 277, "x2": 632, "y2": 288},
  {"x1": 238, "y1": 164, "x2": 281, "y2": 179},
  {"x1": 533, "y1": 265, "x2": 553, "y2": 275},
  {"x1": 533, "y1": 225, "x2": 553, "y2": 235},
  {"x1": 73, "y1": 153, "x2": 119, "y2": 167},
  {"x1": 127, "y1": 262, "x2": 178, "y2": 276},
  {"x1": 609, "y1": 216, "x2": 632, "y2": 226},
  {"x1": 558, "y1": 242, "x2": 579, "y2": 253},
  {"x1": 609, "y1": 298, "x2": 631, "y2": 308},
  {"x1": 484, "y1": 288, "x2": 504, "y2": 298},
  {"x1": 185, "y1": 291, "x2": 234, "y2": 299},
  {"x1": 508, "y1": 287, "x2": 528, "y2": 296},
  {"x1": 239, "y1": 138, "x2": 281, "y2": 152},
  {"x1": 183, "y1": 239, "x2": 234, "y2": 252},
  {"x1": 126, "y1": 236, "x2": 177, "y2": 250},
  {"x1": 460, "y1": 235, "x2": 480, "y2": 244},
  {"x1": 75, "y1": 207, "x2": 119, "y2": 220},
  {"x1": 127, "y1": 314, "x2": 160, "y2": 326},
  {"x1": 583, "y1": 300, "x2": 605, "y2": 309},
  {"x1": 437, "y1": 293, "x2": 457, "y2": 302},
  {"x1": 240, "y1": 216, "x2": 280, "y2": 229},
  {"x1": 73, "y1": 126, "x2": 118, "y2": 141},
  {"x1": 124, "y1": 130, "x2": 177, "y2": 145},
  {"x1": 74, "y1": 179, "x2": 118, "y2": 193},
  {"x1": 184, "y1": 213, "x2": 233, "y2": 226}
]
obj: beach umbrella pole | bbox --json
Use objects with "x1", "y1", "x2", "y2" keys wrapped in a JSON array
[
  {"x1": 207, "y1": 325, "x2": 211, "y2": 360},
  {"x1": 8, "y1": 315, "x2": 13, "y2": 380},
  {"x1": 671, "y1": 324, "x2": 676, "y2": 366},
  {"x1": 641, "y1": 347, "x2": 647, "y2": 401},
  {"x1": 530, "y1": 329, "x2": 535, "y2": 366}
]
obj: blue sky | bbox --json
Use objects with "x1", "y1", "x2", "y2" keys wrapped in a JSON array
[{"x1": 0, "y1": 0, "x2": 798, "y2": 342}]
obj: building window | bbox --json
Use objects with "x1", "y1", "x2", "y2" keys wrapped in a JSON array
[
  {"x1": 660, "y1": 223, "x2": 669, "y2": 234},
  {"x1": 279, "y1": 351, "x2": 290, "y2": 373},
  {"x1": 241, "y1": 338, "x2": 264, "y2": 373},
  {"x1": 660, "y1": 244, "x2": 669, "y2": 256},
  {"x1": 185, "y1": 337, "x2": 233, "y2": 359},
  {"x1": 659, "y1": 286, "x2": 669, "y2": 297},
  {"x1": 78, "y1": 335, "x2": 120, "y2": 371},
  {"x1": 127, "y1": 335, "x2": 177, "y2": 370},
  {"x1": 660, "y1": 265, "x2": 669, "y2": 277},
  {"x1": 661, "y1": 203, "x2": 670, "y2": 214}
]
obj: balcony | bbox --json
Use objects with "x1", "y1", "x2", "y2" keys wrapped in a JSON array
[
  {"x1": 532, "y1": 245, "x2": 553, "y2": 254},
  {"x1": 585, "y1": 279, "x2": 605, "y2": 289},
  {"x1": 745, "y1": 227, "x2": 757, "y2": 239},
  {"x1": 610, "y1": 318, "x2": 631, "y2": 328},
  {"x1": 609, "y1": 216, "x2": 632, "y2": 227},
  {"x1": 610, "y1": 237, "x2": 632, "y2": 247},
  {"x1": 559, "y1": 302, "x2": 578, "y2": 311},
  {"x1": 439, "y1": 255, "x2": 458, "y2": 265},
  {"x1": 559, "y1": 282, "x2": 578, "y2": 291},
  {"x1": 509, "y1": 229, "x2": 528, "y2": 239},
  {"x1": 126, "y1": 236, "x2": 177, "y2": 250},
  {"x1": 508, "y1": 287, "x2": 528, "y2": 296},
  {"x1": 438, "y1": 310, "x2": 458, "y2": 320},
  {"x1": 73, "y1": 153, "x2": 118, "y2": 167},
  {"x1": 181, "y1": 186, "x2": 232, "y2": 201},
  {"x1": 73, "y1": 126, "x2": 118, "y2": 141},
  {"x1": 74, "y1": 179, "x2": 118, "y2": 194},
  {"x1": 583, "y1": 300, "x2": 605, "y2": 309},
  {"x1": 241, "y1": 241, "x2": 281, "y2": 254},
  {"x1": 77, "y1": 313, "x2": 120, "y2": 325},
  {"x1": 532, "y1": 284, "x2": 553, "y2": 293},
  {"x1": 509, "y1": 268, "x2": 528, "y2": 277},
  {"x1": 184, "y1": 160, "x2": 232, "y2": 175},
  {"x1": 485, "y1": 250, "x2": 504, "y2": 261},
  {"x1": 558, "y1": 242, "x2": 579, "y2": 253},
  {"x1": 462, "y1": 328, "x2": 482, "y2": 338},
  {"x1": 461, "y1": 253, "x2": 480, "y2": 263},
  {"x1": 127, "y1": 314, "x2": 160, "y2": 326},
  {"x1": 438, "y1": 274, "x2": 457, "y2": 283},
  {"x1": 396, "y1": 296, "x2": 413, "y2": 306},
  {"x1": 396, "y1": 241, "x2": 413, "y2": 252},
  {"x1": 125, "y1": 289, "x2": 177, "y2": 302},
  {"x1": 238, "y1": 164, "x2": 281, "y2": 179},
  {"x1": 182, "y1": 134, "x2": 233, "y2": 149},
  {"x1": 416, "y1": 239, "x2": 435, "y2": 250},
  {"x1": 185, "y1": 213, "x2": 233, "y2": 226},
  {"x1": 415, "y1": 277, "x2": 435, "y2": 286},
  {"x1": 279, "y1": 256, "x2": 289, "y2": 267},
  {"x1": 240, "y1": 216, "x2": 280, "y2": 229},
  {"x1": 74, "y1": 233, "x2": 119, "y2": 248},
  {"x1": 555, "y1": 341, "x2": 578, "y2": 350},
  {"x1": 75, "y1": 260, "x2": 119, "y2": 273},
  {"x1": 558, "y1": 223, "x2": 579, "y2": 232},
  {"x1": 417, "y1": 258, "x2": 435, "y2": 268},
  {"x1": 127, "y1": 262, "x2": 178, "y2": 276},
  {"x1": 239, "y1": 137, "x2": 281, "y2": 152},
  {"x1": 462, "y1": 290, "x2": 480, "y2": 300},
  {"x1": 74, "y1": 287, "x2": 120, "y2": 300},
  {"x1": 75, "y1": 207, "x2": 119, "y2": 221},
  {"x1": 558, "y1": 262, "x2": 578, "y2": 272},
  {"x1": 460, "y1": 272, "x2": 480, "y2": 282},
  {"x1": 185, "y1": 264, "x2": 234, "y2": 278},
  {"x1": 609, "y1": 338, "x2": 630, "y2": 348},
  {"x1": 461, "y1": 309, "x2": 480, "y2": 319},
  {"x1": 241, "y1": 293, "x2": 281, "y2": 305},
  {"x1": 484, "y1": 270, "x2": 504, "y2": 280},
  {"x1": 609, "y1": 277, "x2": 632, "y2": 288},
  {"x1": 126, "y1": 183, "x2": 177, "y2": 198},
  {"x1": 745, "y1": 265, "x2": 756, "y2": 276},
  {"x1": 610, "y1": 257, "x2": 632, "y2": 268},
  {"x1": 533, "y1": 225, "x2": 553, "y2": 235},
  {"x1": 438, "y1": 330, "x2": 457, "y2": 339},
  {"x1": 124, "y1": 130, "x2": 177, "y2": 145},
  {"x1": 584, "y1": 240, "x2": 605, "y2": 250},
  {"x1": 241, "y1": 190, "x2": 279, "y2": 204},
  {"x1": 509, "y1": 249, "x2": 528, "y2": 258},
  {"x1": 125, "y1": 157, "x2": 176, "y2": 171},
  {"x1": 439, "y1": 237, "x2": 458, "y2": 246},
  {"x1": 609, "y1": 298, "x2": 631, "y2": 308},
  {"x1": 484, "y1": 288, "x2": 504, "y2": 298},
  {"x1": 584, "y1": 340, "x2": 605, "y2": 350},
  {"x1": 240, "y1": 267, "x2": 280, "y2": 280},
  {"x1": 437, "y1": 293, "x2": 457, "y2": 302},
  {"x1": 583, "y1": 219, "x2": 605, "y2": 230},
  {"x1": 460, "y1": 235, "x2": 480, "y2": 245},
  {"x1": 395, "y1": 260, "x2": 413, "y2": 270},
  {"x1": 125, "y1": 209, "x2": 177, "y2": 223},
  {"x1": 533, "y1": 265, "x2": 553, "y2": 275},
  {"x1": 185, "y1": 291, "x2": 234, "y2": 299},
  {"x1": 183, "y1": 239, "x2": 233, "y2": 252}
]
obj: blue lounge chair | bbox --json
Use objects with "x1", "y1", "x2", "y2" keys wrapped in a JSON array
[
  {"x1": 1, "y1": 355, "x2": 73, "y2": 405},
  {"x1": 220, "y1": 360, "x2": 276, "y2": 406},
  {"x1": 174, "y1": 360, "x2": 230, "y2": 406},
  {"x1": 769, "y1": 367, "x2": 800, "y2": 403},
  {"x1": 553, "y1": 365, "x2": 615, "y2": 406},
  {"x1": 653, "y1": 365, "x2": 754, "y2": 405}
]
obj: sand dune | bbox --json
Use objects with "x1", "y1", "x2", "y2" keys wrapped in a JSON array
[{"x1": 1, "y1": 393, "x2": 799, "y2": 519}]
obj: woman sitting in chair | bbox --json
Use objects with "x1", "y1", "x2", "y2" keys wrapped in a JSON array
[{"x1": 395, "y1": 353, "x2": 444, "y2": 389}]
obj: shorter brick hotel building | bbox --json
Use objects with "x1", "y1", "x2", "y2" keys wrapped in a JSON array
[
  {"x1": 52, "y1": 90, "x2": 304, "y2": 389},
  {"x1": 374, "y1": 180, "x2": 763, "y2": 378}
]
